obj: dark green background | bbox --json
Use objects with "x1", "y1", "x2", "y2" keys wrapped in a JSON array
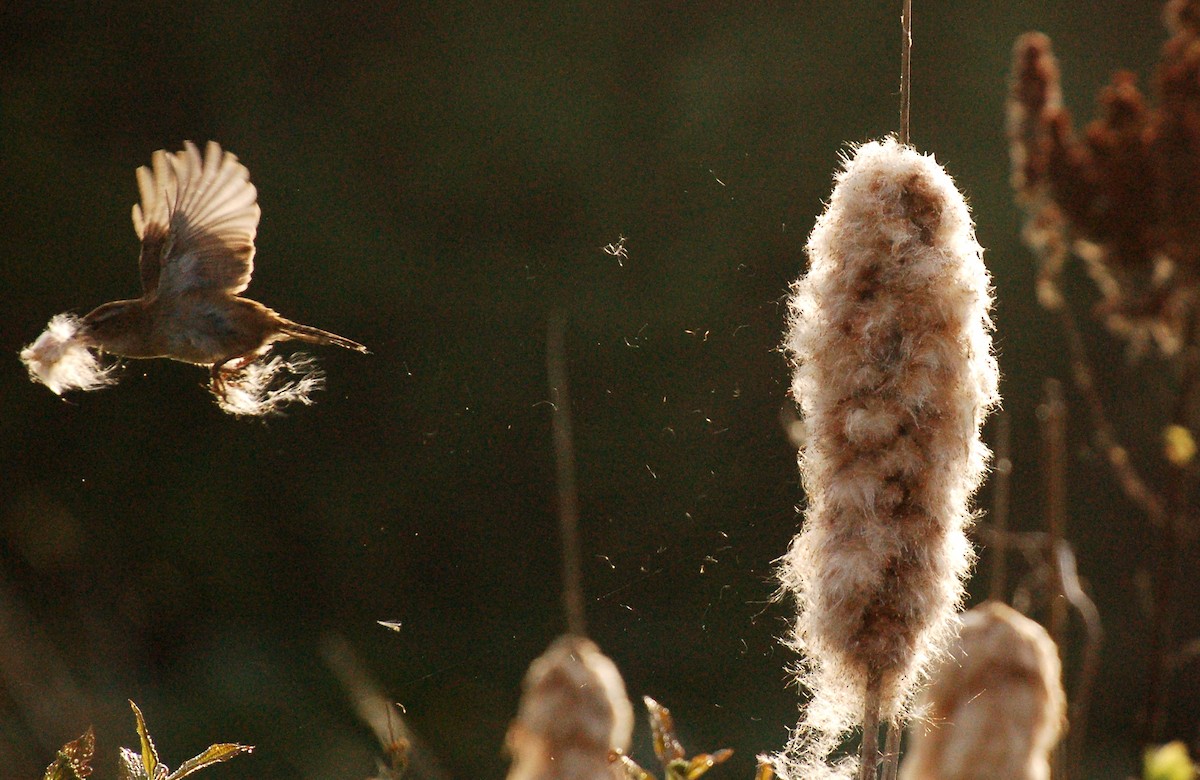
[{"x1": 1, "y1": 2, "x2": 1194, "y2": 778}]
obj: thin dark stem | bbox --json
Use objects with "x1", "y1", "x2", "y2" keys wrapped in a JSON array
[
  {"x1": 989, "y1": 413, "x2": 1013, "y2": 602},
  {"x1": 899, "y1": 0, "x2": 912, "y2": 145},
  {"x1": 1055, "y1": 302, "x2": 1166, "y2": 525},
  {"x1": 1056, "y1": 541, "x2": 1102, "y2": 777},
  {"x1": 1039, "y1": 378, "x2": 1068, "y2": 650},
  {"x1": 1144, "y1": 301, "x2": 1200, "y2": 741},
  {"x1": 857, "y1": 672, "x2": 882, "y2": 780},
  {"x1": 546, "y1": 310, "x2": 587, "y2": 637}
]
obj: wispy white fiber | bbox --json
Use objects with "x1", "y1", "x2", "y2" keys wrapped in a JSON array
[
  {"x1": 213, "y1": 354, "x2": 325, "y2": 417},
  {"x1": 21, "y1": 314, "x2": 118, "y2": 395}
]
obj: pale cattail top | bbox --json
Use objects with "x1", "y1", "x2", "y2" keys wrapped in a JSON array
[
  {"x1": 774, "y1": 139, "x2": 998, "y2": 779},
  {"x1": 506, "y1": 635, "x2": 633, "y2": 780},
  {"x1": 899, "y1": 602, "x2": 1066, "y2": 780}
]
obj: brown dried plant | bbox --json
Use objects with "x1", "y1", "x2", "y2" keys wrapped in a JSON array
[
  {"x1": 1008, "y1": 0, "x2": 1200, "y2": 744},
  {"x1": 1008, "y1": 2, "x2": 1200, "y2": 355}
]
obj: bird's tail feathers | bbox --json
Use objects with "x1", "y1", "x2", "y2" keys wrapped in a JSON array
[{"x1": 279, "y1": 321, "x2": 369, "y2": 353}]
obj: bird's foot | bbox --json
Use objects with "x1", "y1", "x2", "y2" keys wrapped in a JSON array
[{"x1": 209, "y1": 355, "x2": 258, "y2": 397}]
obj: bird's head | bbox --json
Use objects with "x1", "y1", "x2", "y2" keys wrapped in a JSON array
[{"x1": 80, "y1": 299, "x2": 149, "y2": 355}]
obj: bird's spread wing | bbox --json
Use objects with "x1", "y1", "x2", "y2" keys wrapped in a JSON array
[{"x1": 132, "y1": 141, "x2": 261, "y2": 296}]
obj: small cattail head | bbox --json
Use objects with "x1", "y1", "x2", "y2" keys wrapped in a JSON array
[
  {"x1": 21, "y1": 313, "x2": 119, "y2": 395},
  {"x1": 506, "y1": 635, "x2": 633, "y2": 780},
  {"x1": 899, "y1": 602, "x2": 1066, "y2": 780},
  {"x1": 774, "y1": 138, "x2": 998, "y2": 779}
]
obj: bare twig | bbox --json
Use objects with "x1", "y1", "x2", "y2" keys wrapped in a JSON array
[
  {"x1": 1039, "y1": 379, "x2": 1069, "y2": 651},
  {"x1": 1144, "y1": 301, "x2": 1200, "y2": 741},
  {"x1": 321, "y1": 634, "x2": 450, "y2": 780}
]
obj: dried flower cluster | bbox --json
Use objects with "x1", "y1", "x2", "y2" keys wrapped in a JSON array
[
  {"x1": 506, "y1": 635, "x2": 633, "y2": 780},
  {"x1": 1008, "y1": 0, "x2": 1200, "y2": 353},
  {"x1": 899, "y1": 602, "x2": 1065, "y2": 780},
  {"x1": 776, "y1": 138, "x2": 998, "y2": 778}
]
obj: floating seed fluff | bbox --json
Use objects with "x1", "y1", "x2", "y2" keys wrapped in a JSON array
[{"x1": 776, "y1": 138, "x2": 999, "y2": 778}]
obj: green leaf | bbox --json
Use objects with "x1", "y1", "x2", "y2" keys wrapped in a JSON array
[
  {"x1": 43, "y1": 728, "x2": 95, "y2": 780},
  {"x1": 1144, "y1": 742, "x2": 1196, "y2": 780},
  {"x1": 168, "y1": 744, "x2": 255, "y2": 780},
  {"x1": 128, "y1": 701, "x2": 162, "y2": 779}
]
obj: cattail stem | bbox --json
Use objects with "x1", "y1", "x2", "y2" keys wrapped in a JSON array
[
  {"x1": 899, "y1": 0, "x2": 912, "y2": 145},
  {"x1": 988, "y1": 413, "x2": 1012, "y2": 602},
  {"x1": 546, "y1": 310, "x2": 586, "y2": 637},
  {"x1": 880, "y1": 720, "x2": 901, "y2": 780},
  {"x1": 857, "y1": 671, "x2": 882, "y2": 780}
]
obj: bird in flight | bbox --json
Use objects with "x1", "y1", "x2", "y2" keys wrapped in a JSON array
[{"x1": 22, "y1": 141, "x2": 367, "y2": 415}]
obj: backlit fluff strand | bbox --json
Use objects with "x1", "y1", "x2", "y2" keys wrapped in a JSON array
[
  {"x1": 899, "y1": 601, "x2": 1065, "y2": 780},
  {"x1": 21, "y1": 314, "x2": 118, "y2": 394},
  {"x1": 506, "y1": 635, "x2": 633, "y2": 780},
  {"x1": 211, "y1": 353, "x2": 325, "y2": 417},
  {"x1": 774, "y1": 138, "x2": 999, "y2": 779}
]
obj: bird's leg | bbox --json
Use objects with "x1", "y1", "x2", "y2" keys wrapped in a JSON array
[
  {"x1": 209, "y1": 360, "x2": 232, "y2": 396},
  {"x1": 209, "y1": 353, "x2": 262, "y2": 396}
]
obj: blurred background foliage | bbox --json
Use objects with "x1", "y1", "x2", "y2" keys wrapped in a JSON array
[{"x1": 0, "y1": 2, "x2": 1194, "y2": 778}]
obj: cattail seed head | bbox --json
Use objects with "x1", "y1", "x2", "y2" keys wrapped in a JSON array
[
  {"x1": 506, "y1": 635, "x2": 633, "y2": 780},
  {"x1": 899, "y1": 602, "x2": 1066, "y2": 780},
  {"x1": 774, "y1": 138, "x2": 998, "y2": 778}
]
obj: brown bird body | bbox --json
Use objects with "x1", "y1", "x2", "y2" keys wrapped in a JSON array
[{"x1": 78, "y1": 141, "x2": 366, "y2": 392}]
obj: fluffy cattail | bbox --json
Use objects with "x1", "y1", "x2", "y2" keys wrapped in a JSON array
[
  {"x1": 506, "y1": 635, "x2": 633, "y2": 780},
  {"x1": 21, "y1": 313, "x2": 118, "y2": 394},
  {"x1": 774, "y1": 138, "x2": 999, "y2": 778},
  {"x1": 899, "y1": 601, "x2": 1066, "y2": 780}
]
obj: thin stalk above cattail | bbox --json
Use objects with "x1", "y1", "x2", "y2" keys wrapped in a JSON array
[
  {"x1": 772, "y1": 138, "x2": 999, "y2": 779},
  {"x1": 504, "y1": 316, "x2": 634, "y2": 780}
]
